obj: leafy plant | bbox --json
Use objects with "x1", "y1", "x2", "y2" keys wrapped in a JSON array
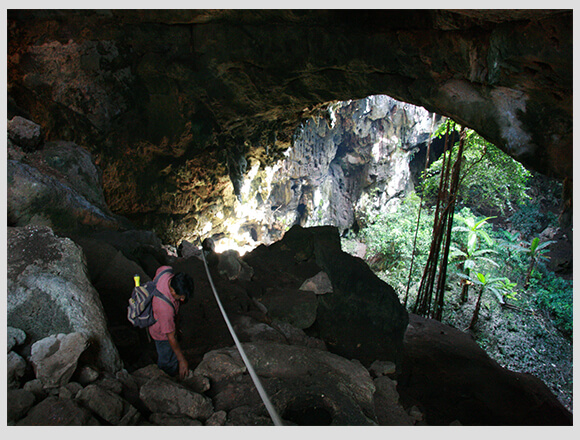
[
  {"x1": 513, "y1": 237, "x2": 556, "y2": 288},
  {"x1": 453, "y1": 213, "x2": 496, "y2": 254},
  {"x1": 509, "y1": 202, "x2": 558, "y2": 239},
  {"x1": 464, "y1": 272, "x2": 515, "y2": 329},
  {"x1": 529, "y1": 270, "x2": 573, "y2": 337},
  {"x1": 450, "y1": 212, "x2": 498, "y2": 301},
  {"x1": 450, "y1": 245, "x2": 499, "y2": 302}
]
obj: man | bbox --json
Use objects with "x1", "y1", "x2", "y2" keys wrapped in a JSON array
[{"x1": 149, "y1": 265, "x2": 194, "y2": 379}]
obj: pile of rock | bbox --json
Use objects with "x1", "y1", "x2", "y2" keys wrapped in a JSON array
[
  {"x1": 7, "y1": 326, "x2": 215, "y2": 425},
  {"x1": 8, "y1": 325, "x2": 419, "y2": 426}
]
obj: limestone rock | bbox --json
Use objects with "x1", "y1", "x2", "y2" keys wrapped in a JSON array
[
  {"x1": 139, "y1": 376, "x2": 214, "y2": 421},
  {"x1": 7, "y1": 351, "x2": 27, "y2": 389},
  {"x1": 205, "y1": 410, "x2": 227, "y2": 426},
  {"x1": 7, "y1": 326, "x2": 27, "y2": 352},
  {"x1": 58, "y1": 381, "x2": 83, "y2": 400},
  {"x1": 178, "y1": 240, "x2": 201, "y2": 259},
  {"x1": 232, "y1": 315, "x2": 326, "y2": 350},
  {"x1": 369, "y1": 360, "x2": 397, "y2": 377},
  {"x1": 7, "y1": 116, "x2": 43, "y2": 151},
  {"x1": 32, "y1": 141, "x2": 111, "y2": 210},
  {"x1": 180, "y1": 370, "x2": 211, "y2": 394},
  {"x1": 218, "y1": 249, "x2": 254, "y2": 281},
  {"x1": 30, "y1": 332, "x2": 89, "y2": 389},
  {"x1": 195, "y1": 342, "x2": 377, "y2": 425},
  {"x1": 8, "y1": 11, "x2": 572, "y2": 244},
  {"x1": 255, "y1": 287, "x2": 317, "y2": 330},
  {"x1": 7, "y1": 153, "x2": 121, "y2": 232},
  {"x1": 397, "y1": 313, "x2": 573, "y2": 425},
  {"x1": 94, "y1": 373, "x2": 124, "y2": 395},
  {"x1": 299, "y1": 271, "x2": 333, "y2": 294},
  {"x1": 115, "y1": 368, "x2": 140, "y2": 391},
  {"x1": 131, "y1": 364, "x2": 169, "y2": 387},
  {"x1": 288, "y1": 225, "x2": 408, "y2": 365},
  {"x1": 7, "y1": 225, "x2": 122, "y2": 372},
  {"x1": 373, "y1": 376, "x2": 414, "y2": 425},
  {"x1": 17, "y1": 396, "x2": 100, "y2": 426},
  {"x1": 76, "y1": 384, "x2": 138, "y2": 425},
  {"x1": 23, "y1": 379, "x2": 47, "y2": 401},
  {"x1": 76, "y1": 365, "x2": 100, "y2": 386}
]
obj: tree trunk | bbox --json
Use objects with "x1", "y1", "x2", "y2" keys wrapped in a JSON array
[
  {"x1": 524, "y1": 257, "x2": 536, "y2": 289},
  {"x1": 468, "y1": 286, "x2": 484, "y2": 330},
  {"x1": 460, "y1": 280, "x2": 470, "y2": 302}
]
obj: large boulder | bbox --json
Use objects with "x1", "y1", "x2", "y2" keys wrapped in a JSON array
[
  {"x1": 194, "y1": 342, "x2": 377, "y2": 425},
  {"x1": 7, "y1": 121, "x2": 127, "y2": 233},
  {"x1": 30, "y1": 332, "x2": 89, "y2": 389},
  {"x1": 278, "y1": 225, "x2": 409, "y2": 366},
  {"x1": 7, "y1": 158, "x2": 122, "y2": 232},
  {"x1": 7, "y1": 225, "x2": 122, "y2": 372},
  {"x1": 76, "y1": 384, "x2": 141, "y2": 425},
  {"x1": 139, "y1": 376, "x2": 214, "y2": 421},
  {"x1": 252, "y1": 287, "x2": 318, "y2": 330},
  {"x1": 397, "y1": 314, "x2": 573, "y2": 425}
]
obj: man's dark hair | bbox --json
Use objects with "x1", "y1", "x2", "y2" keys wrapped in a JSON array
[{"x1": 171, "y1": 272, "x2": 194, "y2": 303}]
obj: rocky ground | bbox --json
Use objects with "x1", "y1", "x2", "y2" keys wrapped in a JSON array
[
  {"x1": 8, "y1": 223, "x2": 573, "y2": 426},
  {"x1": 442, "y1": 291, "x2": 574, "y2": 413}
]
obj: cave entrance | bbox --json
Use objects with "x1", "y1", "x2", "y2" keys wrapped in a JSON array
[{"x1": 282, "y1": 397, "x2": 333, "y2": 425}]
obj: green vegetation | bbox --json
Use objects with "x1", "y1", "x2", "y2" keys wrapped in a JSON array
[
  {"x1": 420, "y1": 121, "x2": 531, "y2": 216},
  {"x1": 360, "y1": 192, "x2": 434, "y2": 293},
  {"x1": 344, "y1": 119, "x2": 572, "y2": 410}
]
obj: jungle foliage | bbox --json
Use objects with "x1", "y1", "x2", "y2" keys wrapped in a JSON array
[
  {"x1": 419, "y1": 121, "x2": 531, "y2": 216},
  {"x1": 345, "y1": 118, "x2": 572, "y2": 411},
  {"x1": 356, "y1": 121, "x2": 571, "y2": 338}
]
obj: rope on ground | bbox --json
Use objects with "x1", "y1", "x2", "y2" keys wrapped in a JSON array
[{"x1": 200, "y1": 248, "x2": 284, "y2": 426}]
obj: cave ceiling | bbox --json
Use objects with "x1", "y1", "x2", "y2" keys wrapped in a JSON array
[{"x1": 7, "y1": 9, "x2": 573, "y2": 231}]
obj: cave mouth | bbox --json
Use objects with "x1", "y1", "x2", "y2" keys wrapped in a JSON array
[{"x1": 282, "y1": 397, "x2": 334, "y2": 426}]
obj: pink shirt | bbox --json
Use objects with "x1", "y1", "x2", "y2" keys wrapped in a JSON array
[{"x1": 148, "y1": 266, "x2": 180, "y2": 341}]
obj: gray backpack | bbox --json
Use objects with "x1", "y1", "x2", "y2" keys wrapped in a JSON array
[{"x1": 127, "y1": 268, "x2": 175, "y2": 328}]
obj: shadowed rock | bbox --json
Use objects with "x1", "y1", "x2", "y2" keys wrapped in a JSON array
[{"x1": 7, "y1": 226, "x2": 122, "y2": 372}]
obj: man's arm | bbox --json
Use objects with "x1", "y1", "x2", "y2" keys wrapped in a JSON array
[{"x1": 167, "y1": 330, "x2": 189, "y2": 379}]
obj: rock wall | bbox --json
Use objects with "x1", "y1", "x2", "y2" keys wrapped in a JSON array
[
  {"x1": 191, "y1": 95, "x2": 440, "y2": 251},
  {"x1": 7, "y1": 117, "x2": 129, "y2": 233},
  {"x1": 274, "y1": 95, "x2": 439, "y2": 232}
]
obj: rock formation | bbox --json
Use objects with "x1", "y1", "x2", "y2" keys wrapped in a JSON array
[
  {"x1": 7, "y1": 10, "x2": 573, "y2": 243},
  {"x1": 7, "y1": 225, "x2": 122, "y2": 373}
]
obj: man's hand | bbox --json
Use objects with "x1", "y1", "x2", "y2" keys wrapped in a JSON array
[
  {"x1": 167, "y1": 331, "x2": 189, "y2": 379},
  {"x1": 178, "y1": 357, "x2": 189, "y2": 380}
]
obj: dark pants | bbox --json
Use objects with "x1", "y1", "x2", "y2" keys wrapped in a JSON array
[{"x1": 154, "y1": 340, "x2": 178, "y2": 376}]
